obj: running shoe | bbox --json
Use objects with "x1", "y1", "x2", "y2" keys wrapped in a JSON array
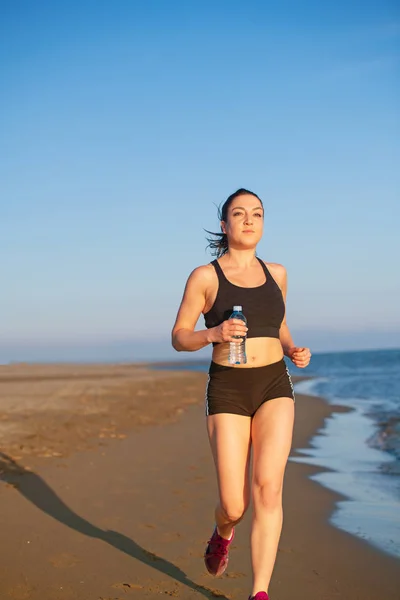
[
  {"x1": 248, "y1": 593, "x2": 269, "y2": 600},
  {"x1": 204, "y1": 525, "x2": 234, "y2": 576}
]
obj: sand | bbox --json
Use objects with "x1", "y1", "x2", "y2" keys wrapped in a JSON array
[{"x1": 0, "y1": 363, "x2": 399, "y2": 599}]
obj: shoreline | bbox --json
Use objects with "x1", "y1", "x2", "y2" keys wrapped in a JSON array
[
  {"x1": 0, "y1": 362, "x2": 399, "y2": 598},
  {"x1": 292, "y1": 377, "x2": 400, "y2": 560}
]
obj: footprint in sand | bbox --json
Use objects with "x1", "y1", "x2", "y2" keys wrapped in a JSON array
[{"x1": 112, "y1": 582, "x2": 143, "y2": 593}]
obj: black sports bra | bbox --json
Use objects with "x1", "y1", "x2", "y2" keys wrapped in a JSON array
[{"x1": 204, "y1": 258, "x2": 285, "y2": 345}]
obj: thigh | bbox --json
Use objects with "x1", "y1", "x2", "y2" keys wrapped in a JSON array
[
  {"x1": 207, "y1": 413, "x2": 252, "y2": 508},
  {"x1": 251, "y1": 397, "x2": 295, "y2": 487}
]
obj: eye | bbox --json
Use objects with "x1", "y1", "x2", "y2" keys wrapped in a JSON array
[
  {"x1": 232, "y1": 211, "x2": 243, "y2": 217},
  {"x1": 254, "y1": 212, "x2": 263, "y2": 217}
]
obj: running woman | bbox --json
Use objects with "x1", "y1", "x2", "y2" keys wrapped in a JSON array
[{"x1": 171, "y1": 188, "x2": 311, "y2": 600}]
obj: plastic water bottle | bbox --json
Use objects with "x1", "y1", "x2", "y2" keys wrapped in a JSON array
[{"x1": 228, "y1": 305, "x2": 247, "y2": 365}]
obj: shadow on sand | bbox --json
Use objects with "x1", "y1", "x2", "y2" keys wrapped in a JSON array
[{"x1": 0, "y1": 452, "x2": 228, "y2": 599}]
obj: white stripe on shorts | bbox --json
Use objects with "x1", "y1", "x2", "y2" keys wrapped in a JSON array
[
  {"x1": 285, "y1": 365, "x2": 296, "y2": 403},
  {"x1": 204, "y1": 374, "x2": 211, "y2": 416}
]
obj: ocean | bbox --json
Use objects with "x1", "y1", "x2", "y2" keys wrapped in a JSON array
[{"x1": 155, "y1": 348, "x2": 400, "y2": 560}]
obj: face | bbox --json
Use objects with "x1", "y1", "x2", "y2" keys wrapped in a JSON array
[{"x1": 221, "y1": 194, "x2": 264, "y2": 249}]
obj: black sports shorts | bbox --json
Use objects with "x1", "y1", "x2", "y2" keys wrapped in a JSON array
[{"x1": 205, "y1": 358, "x2": 295, "y2": 417}]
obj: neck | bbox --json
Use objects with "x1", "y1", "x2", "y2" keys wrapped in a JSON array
[{"x1": 221, "y1": 248, "x2": 258, "y2": 268}]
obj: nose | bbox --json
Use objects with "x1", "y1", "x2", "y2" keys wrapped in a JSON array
[{"x1": 244, "y1": 214, "x2": 253, "y2": 225}]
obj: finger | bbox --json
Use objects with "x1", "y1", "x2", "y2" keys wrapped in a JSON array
[
  {"x1": 294, "y1": 351, "x2": 308, "y2": 359},
  {"x1": 230, "y1": 328, "x2": 248, "y2": 335}
]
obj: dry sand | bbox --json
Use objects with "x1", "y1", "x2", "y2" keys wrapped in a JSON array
[{"x1": 0, "y1": 363, "x2": 399, "y2": 599}]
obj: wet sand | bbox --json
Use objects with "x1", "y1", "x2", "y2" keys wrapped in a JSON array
[{"x1": 0, "y1": 363, "x2": 399, "y2": 599}]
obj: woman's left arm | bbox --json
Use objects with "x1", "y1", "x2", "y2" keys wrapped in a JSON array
[{"x1": 273, "y1": 264, "x2": 312, "y2": 369}]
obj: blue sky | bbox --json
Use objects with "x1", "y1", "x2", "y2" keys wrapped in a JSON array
[{"x1": 1, "y1": 1, "x2": 399, "y2": 362}]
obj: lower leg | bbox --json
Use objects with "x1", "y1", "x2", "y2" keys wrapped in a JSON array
[{"x1": 250, "y1": 486, "x2": 283, "y2": 595}]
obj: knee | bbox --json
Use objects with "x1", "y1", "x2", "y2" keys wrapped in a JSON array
[
  {"x1": 219, "y1": 499, "x2": 248, "y2": 524},
  {"x1": 253, "y1": 479, "x2": 283, "y2": 510}
]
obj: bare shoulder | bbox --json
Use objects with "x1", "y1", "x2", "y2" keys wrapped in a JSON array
[
  {"x1": 189, "y1": 262, "x2": 215, "y2": 280},
  {"x1": 260, "y1": 260, "x2": 287, "y2": 287},
  {"x1": 186, "y1": 262, "x2": 216, "y2": 288},
  {"x1": 261, "y1": 260, "x2": 287, "y2": 277}
]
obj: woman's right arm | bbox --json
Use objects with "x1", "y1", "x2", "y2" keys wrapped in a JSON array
[
  {"x1": 171, "y1": 266, "x2": 248, "y2": 352},
  {"x1": 171, "y1": 266, "x2": 213, "y2": 352}
]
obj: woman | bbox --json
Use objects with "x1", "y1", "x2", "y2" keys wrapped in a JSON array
[{"x1": 171, "y1": 188, "x2": 311, "y2": 600}]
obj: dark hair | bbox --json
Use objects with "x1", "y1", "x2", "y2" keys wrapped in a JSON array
[{"x1": 205, "y1": 188, "x2": 263, "y2": 257}]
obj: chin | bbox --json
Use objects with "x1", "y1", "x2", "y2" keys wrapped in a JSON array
[{"x1": 238, "y1": 240, "x2": 258, "y2": 250}]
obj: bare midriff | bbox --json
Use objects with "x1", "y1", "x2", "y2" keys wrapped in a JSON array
[{"x1": 211, "y1": 337, "x2": 284, "y2": 368}]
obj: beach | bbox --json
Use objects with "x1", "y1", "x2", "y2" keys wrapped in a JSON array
[{"x1": 0, "y1": 363, "x2": 399, "y2": 600}]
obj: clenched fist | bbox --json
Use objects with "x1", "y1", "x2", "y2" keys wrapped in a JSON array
[{"x1": 287, "y1": 346, "x2": 311, "y2": 368}]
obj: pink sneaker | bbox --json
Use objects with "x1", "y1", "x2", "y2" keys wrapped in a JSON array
[
  {"x1": 248, "y1": 593, "x2": 269, "y2": 600},
  {"x1": 204, "y1": 525, "x2": 234, "y2": 576}
]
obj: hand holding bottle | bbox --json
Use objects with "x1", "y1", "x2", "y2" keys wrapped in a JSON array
[{"x1": 209, "y1": 318, "x2": 248, "y2": 344}]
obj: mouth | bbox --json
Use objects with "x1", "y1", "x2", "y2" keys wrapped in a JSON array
[{"x1": 242, "y1": 230, "x2": 255, "y2": 233}]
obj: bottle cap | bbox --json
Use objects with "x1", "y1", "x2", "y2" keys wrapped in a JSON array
[{"x1": 233, "y1": 305, "x2": 242, "y2": 311}]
